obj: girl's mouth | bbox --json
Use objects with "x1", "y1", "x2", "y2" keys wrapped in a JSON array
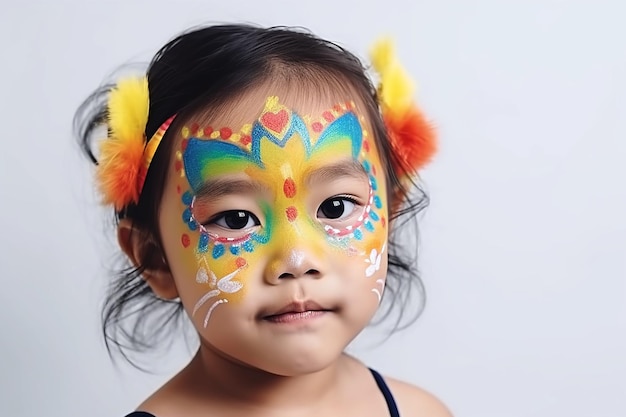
[
  {"x1": 261, "y1": 300, "x2": 333, "y2": 323},
  {"x1": 263, "y1": 310, "x2": 328, "y2": 324}
]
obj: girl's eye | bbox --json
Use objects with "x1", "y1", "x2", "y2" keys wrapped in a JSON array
[
  {"x1": 317, "y1": 197, "x2": 357, "y2": 220},
  {"x1": 211, "y1": 211, "x2": 260, "y2": 230}
]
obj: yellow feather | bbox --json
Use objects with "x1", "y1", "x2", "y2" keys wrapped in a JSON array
[
  {"x1": 370, "y1": 37, "x2": 394, "y2": 75},
  {"x1": 382, "y1": 63, "x2": 414, "y2": 112},
  {"x1": 107, "y1": 77, "x2": 149, "y2": 142},
  {"x1": 370, "y1": 37, "x2": 415, "y2": 114},
  {"x1": 96, "y1": 76, "x2": 149, "y2": 209}
]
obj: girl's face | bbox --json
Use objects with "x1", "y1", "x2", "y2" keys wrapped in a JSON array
[{"x1": 159, "y1": 94, "x2": 389, "y2": 375}]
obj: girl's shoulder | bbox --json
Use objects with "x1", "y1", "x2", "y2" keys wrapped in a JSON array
[
  {"x1": 383, "y1": 376, "x2": 453, "y2": 417},
  {"x1": 126, "y1": 377, "x2": 453, "y2": 417}
]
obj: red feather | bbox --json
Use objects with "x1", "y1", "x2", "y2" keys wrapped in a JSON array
[{"x1": 384, "y1": 106, "x2": 437, "y2": 176}]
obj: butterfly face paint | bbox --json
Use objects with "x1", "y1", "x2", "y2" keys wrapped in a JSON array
[{"x1": 170, "y1": 97, "x2": 388, "y2": 328}]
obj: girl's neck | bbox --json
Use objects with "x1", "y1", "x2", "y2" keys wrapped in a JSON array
[{"x1": 184, "y1": 343, "x2": 349, "y2": 409}]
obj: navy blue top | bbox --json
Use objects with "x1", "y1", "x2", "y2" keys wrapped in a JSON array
[{"x1": 125, "y1": 368, "x2": 400, "y2": 417}]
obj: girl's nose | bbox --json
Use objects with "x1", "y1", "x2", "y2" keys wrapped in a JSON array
[{"x1": 263, "y1": 246, "x2": 324, "y2": 285}]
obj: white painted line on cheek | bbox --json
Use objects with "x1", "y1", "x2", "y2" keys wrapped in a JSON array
[
  {"x1": 203, "y1": 299, "x2": 228, "y2": 328},
  {"x1": 192, "y1": 289, "x2": 220, "y2": 316}
]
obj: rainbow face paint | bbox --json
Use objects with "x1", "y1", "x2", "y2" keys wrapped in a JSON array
[{"x1": 174, "y1": 97, "x2": 389, "y2": 326}]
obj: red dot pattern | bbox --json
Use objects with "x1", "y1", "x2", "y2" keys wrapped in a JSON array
[
  {"x1": 312, "y1": 122, "x2": 323, "y2": 133},
  {"x1": 181, "y1": 234, "x2": 190, "y2": 248},
  {"x1": 286, "y1": 206, "x2": 298, "y2": 222},
  {"x1": 220, "y1": 127, "x2": 232, "y2": 139},
  {"x1": 236, "y1": 257, "x2": 247, "y2": 268},
  {"x1": 283, "y1": 178, "x2": 296, "y2": 198},
  {"x1": 240, "y1": 135, "x2": 251, "y2": 146}
]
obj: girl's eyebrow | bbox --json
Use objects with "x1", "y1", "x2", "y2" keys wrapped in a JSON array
[
  {"x1": 195, "y1": 177, "x2": 270, "y2": 200},
  {"x1": 305, "y1": 159, "x2": 368, "y2": 186},
  {"x1": 194, "y1": 160, "x2": 367, "y2": 199}
]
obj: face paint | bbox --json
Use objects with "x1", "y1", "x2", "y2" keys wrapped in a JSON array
[
  {"x1": 192, "y1": 256, "x2": 245, "y2": 328},
  {"x1": 175, "y1": 96, "x2": 389, "y2": 326},
  {"x1": 366, "y1": 241, "x2": 387, "y2": 301}
]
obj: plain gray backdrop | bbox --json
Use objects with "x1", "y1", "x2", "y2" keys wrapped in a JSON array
[{"x1": 1, "y1": 0, "x2": 624, "y2": 416}]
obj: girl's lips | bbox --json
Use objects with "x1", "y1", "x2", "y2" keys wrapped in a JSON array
[
  {"x1": 263, "y1": 300, "x2": 324, "y2": 316},
  {"x1": 263, "y1": 310, "x2": 328, "y2": 324},
  {"x1": 260, "y1": 300, "x2": 333, "y2": 323}
]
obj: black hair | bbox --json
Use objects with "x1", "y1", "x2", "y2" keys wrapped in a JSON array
[{"x1": 74, "y1": 24, "x2": 429, "y2": 367}]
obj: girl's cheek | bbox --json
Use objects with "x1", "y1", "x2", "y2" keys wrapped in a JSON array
[
  {"x1": 167, "y1": 185, "x2": 264, "y2": 328},
  {"x1": 354, "y1": 130, "x2": 389, "y2": 298},
  {"x1": 322, "y1": 128, "x2": 388, "y2": 281}
]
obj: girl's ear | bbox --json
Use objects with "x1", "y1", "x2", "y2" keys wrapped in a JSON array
[{"x1": 117, "y1": 218, "x2": 179, "y2": 300}]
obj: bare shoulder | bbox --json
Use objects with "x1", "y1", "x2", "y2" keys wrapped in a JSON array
[
  {"x1": 133, "y1": 367, "x2": 196, "y2": 417},
  {"x1": 385, "y1": 376, "x2": 454, "y2": 417}
]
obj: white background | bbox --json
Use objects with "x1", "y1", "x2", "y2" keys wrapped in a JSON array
[{"x1": 1, "y1": 1, "x2": 624, "y2": 416}]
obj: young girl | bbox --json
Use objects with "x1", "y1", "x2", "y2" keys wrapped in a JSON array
[{"x1": 75, "y1": 24, "x2": 450, "y2": 417}]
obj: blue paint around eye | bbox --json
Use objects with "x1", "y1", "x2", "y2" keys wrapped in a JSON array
[
  {"x1": 183, "y1": 208, "x2": 193, "y2": 223},
  {"x1": 374, "y1": 196, "x2": 382, "y2": 209},
  {"x1": 230, "y1": 245, "x2": 240, "y2": 256},
  {"x1": 198, "y1": 233, "x2": 209, "y2": 253},
  {"x1": 212, "y1": 244, "x2": 225, "y2": 259},
  {"x1": 327, "y1": 235, "x2": 349, "y2": 248},
  {"x1": 252, "y1": 233, "x2": 269, "y2": 244},
  {"x1": 182, "y1": 191, "x2": 193, "y2": 205},
  {"x1": 243, "y1": 241, "x2": 255, "y2": 252},
  {"x1": 362, "y1": 160, "x2": 371, "y2": 173},
  {"x1": 354, "y1": 229, "x2": 363, "y2": 240},
  {"x1": 183, "y1": 208, "x2": 197, "y2": 231},
  {"x1": 365, "y1": 221, "x2": 375, "y2": 232},
  {"x1": 369, "y1": 176, "x2": 378, "y2": 191},
  {"x1": 370, "y1": 210, "x2": 380, "y2": 221}
]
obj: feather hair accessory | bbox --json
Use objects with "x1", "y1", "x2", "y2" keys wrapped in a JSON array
[
  {"x1": 370, "y1": 38, "x2": 437, "y2": 176},
  {"x1": 95, "y1": 77, "x2": 175, "y2": 211},
  {"x1": 96, "y1": 77, "x2": 149, "y2": 211}
]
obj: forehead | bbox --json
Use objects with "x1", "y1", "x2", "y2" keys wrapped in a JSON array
[
  {"x1": 173, "y1": 79, "x2": 373, "y2": 147},
  {"x1": 172, "y1": 87, "x2": 377, "y2": 188},
  {"x1": 184, "y1": 98, "x2": 365, "y2": 188}
]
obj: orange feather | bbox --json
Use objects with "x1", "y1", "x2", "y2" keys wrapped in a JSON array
[
  {"x1": 384, "y1": 107, "x2": 437, "y2": 176},
  {"x1": 96, "y1": 135, "x2": 144, "y2": 211}
]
